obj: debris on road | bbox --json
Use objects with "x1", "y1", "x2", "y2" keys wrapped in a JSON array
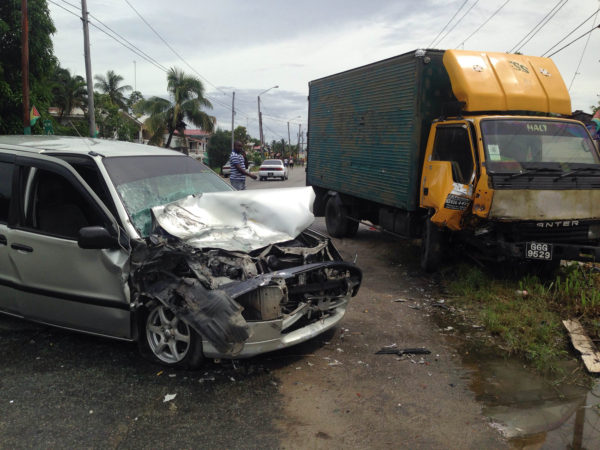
[
  {"x1": 375, "y1": 346, "x2": 431, "y2": 356},
  {"x1": 563, "y1": 319, "x2": 600, "y2": 373},
  {"x1": 163, "y1": 393, "x2": 177, "y2": 403}
]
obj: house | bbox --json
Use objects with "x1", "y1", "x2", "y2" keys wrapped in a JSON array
[{"x1": 165, "y1": 129, "x2": 212, "y2": 159}]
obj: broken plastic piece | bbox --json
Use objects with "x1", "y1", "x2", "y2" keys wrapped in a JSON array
[{"x1": 375, "y1": 347, "x2": 431, "y2": 356}]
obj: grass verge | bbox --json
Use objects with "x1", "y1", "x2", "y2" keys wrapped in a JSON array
[{"x1": 441, "y1": 262, "x2": 600, "y2": 373}]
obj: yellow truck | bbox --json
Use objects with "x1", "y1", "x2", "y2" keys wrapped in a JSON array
[{"x1": 307, "y1": 49, "x2": 600, "y2": 271}]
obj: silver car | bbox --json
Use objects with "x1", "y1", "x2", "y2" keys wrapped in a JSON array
[{"x1": 0, "y1": 136, "x2": 361, "y2": 368}]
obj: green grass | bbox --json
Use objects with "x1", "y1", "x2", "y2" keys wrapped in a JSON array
[{"x1": 442, "y1": 262, "x2": 600, "y2": 373}]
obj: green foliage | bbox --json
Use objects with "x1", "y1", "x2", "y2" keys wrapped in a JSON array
[
  {"x1": 51, "y1": 67, "x2": 87, "y2": 120},
  {"x1": 0, "y1": 0, "x2": 57, "y2": 134},
  {"x1": 139, "y1": 67, "x2": 215, "y2": 147},
  {"x1": 94, "y1": 70, "x2": 131, "y2": 109},
  {"x1": 234, "y1": 126, "x2": 249, "y2": 144},
  {"x1": 444, "y1": 263, "x2": 600, "y2": 373},
  {"x1": 94, "y1": 93, "x2": 140, "y2": 141},
  {"x1": 207, "y1": 128, "x2": 232, "y2": 168}
]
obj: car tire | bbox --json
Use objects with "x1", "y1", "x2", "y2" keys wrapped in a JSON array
[
  {"x1": 325, "y1": 195, "x2": 351, "y2": 238},
  {"x1": 137, "y1": 302, "x2": 204, "y2": 369},
  {"x1": 420, "y1": 217, "x2": 445, "y2": 272}
]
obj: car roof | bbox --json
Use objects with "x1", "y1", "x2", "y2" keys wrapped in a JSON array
[{"x1": 0, "y1": 135, "x2": 183, "y2": 158}]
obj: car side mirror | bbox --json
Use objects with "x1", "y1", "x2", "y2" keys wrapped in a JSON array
[{"x1": 78, "y1": 226, "x2": 121, "y2": 250}]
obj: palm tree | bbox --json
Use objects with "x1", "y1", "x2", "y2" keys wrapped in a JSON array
[
  {"x1": 94, "y1": 70, "x2": 132, "y2": 109},
  {"x1": 51, "y1": 67, "x2": 88, "y2": 121},
  {"x1": 139, "y1": 68, "x2": 215, "y2": 148}
]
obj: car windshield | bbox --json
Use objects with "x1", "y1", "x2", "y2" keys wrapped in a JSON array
[
  {"x1": 262, "y1": 160, "x2": 282, "y2": 165},
  {"x1": 481, "y1": 119, "x2": 599, "y2": 172},
  {"x1": 103, "y1": 155, "x2": 232, "y2": 236}
]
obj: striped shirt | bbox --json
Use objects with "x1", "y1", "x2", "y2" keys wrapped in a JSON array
[{"x1": 229, "y1": 151, "x2": 246, "y2": 181}]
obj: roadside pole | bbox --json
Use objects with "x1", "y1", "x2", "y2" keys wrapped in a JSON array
[
  {"x1": 21, "y1": 0, "x2": 30, "y2": 135},
  {"x1": 231, "y1": 91, "x2": 235, "y2": 151},
  {"x1": 81, "y1": 0, "x2": 96, "y2": 137}
]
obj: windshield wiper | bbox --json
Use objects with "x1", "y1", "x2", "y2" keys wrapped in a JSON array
[
  {"x1": 507, "y1": 167, "x2": 562, "y2": 179},
  {"x1": 554, "y1": 167, "x2": 600, "y2": 180}
]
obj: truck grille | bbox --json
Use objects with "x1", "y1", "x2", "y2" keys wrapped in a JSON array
[{"x1": 502, "y1": 221, "x2": 596, "y2": 244}]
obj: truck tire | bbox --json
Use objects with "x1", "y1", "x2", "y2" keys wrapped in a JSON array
[
  {"x1": 325, "y1": 196, "x2": 349, "y2": 238},
  {"x1": 421, "y1": 218, "x2": 444, "y2": 272}
]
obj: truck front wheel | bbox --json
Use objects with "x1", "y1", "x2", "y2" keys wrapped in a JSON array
[
  {"x1": 421, "y1": 218, "x2": 445, "y2": 272},
  {"x1": 326, "y1": 196, "x2": 350, "y2": 238}
]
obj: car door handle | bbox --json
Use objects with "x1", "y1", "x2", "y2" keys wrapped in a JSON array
[
  {"x1": 0, "y1": 234, "x2": 6, "y2": 246},
  {"x1": 11, "y1": 243, "x2": 33, "y2": 253}
]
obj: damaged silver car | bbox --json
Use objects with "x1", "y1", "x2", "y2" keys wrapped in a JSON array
[{"x1": 0, "y1": 136, "x2": 361, "y2": 368}]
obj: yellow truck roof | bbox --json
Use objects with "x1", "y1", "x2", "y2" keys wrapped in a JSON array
[{"x1": 442, "y1": 49, "x2": 571, "y2": 115}]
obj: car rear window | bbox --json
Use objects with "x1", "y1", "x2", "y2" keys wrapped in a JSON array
[{"x1": 262, "y1": 160, "x2": 281, "y2": 165}]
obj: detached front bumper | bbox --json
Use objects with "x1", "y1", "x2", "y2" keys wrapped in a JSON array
[{"x1": 201, "y1": 302, "x2": 348, "y2": 358}]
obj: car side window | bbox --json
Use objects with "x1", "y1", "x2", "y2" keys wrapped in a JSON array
[
  {"x1": 24, "y1": 169, "x2": 106, "y2": 240},
  {"x1": 0, "y1": 161, "x2": 12, "y2": 223}
]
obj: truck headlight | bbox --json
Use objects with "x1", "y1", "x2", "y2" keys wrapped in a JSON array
[{"x1": 588, "y1": 224, "x2": 600, "y2": 240}]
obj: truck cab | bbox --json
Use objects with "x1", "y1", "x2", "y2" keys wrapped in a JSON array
[{"x1": 420, "y1": 51, "x2": 600, "y2": 268}]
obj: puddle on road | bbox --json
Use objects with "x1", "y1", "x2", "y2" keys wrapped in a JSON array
[{"x1": 460, "y1": 349, "x2": 600, "y2": 449}]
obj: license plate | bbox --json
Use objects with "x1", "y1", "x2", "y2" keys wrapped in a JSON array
[
  {"x1": 526, "y1": 242, "x2": 553, "y2": 260},
  {"x1": 268, "y1": 172, "x2": 273, "y2": 176}
]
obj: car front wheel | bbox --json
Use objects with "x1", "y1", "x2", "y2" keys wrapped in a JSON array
[{"x1": 138, "y1": 302, "x2": 204, "y2": 369}]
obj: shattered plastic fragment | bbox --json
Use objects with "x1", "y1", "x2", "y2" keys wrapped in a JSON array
[{"x1": 163, "y1": 394, "x2": 177, "y2": 403}]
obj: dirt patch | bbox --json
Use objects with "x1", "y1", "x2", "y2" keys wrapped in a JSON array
[{"x1": 275, "y1": 224, "x2": 507, "y2": 448}]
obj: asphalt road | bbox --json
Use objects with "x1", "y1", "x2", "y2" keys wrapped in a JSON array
[{"x1": 0, "y1": 167, "x2": 506, "y2": 448}]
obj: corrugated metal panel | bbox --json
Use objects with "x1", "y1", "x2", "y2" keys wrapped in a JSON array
[{"x1": 307, "y1": 49, "x2": 452, "y2": 211}]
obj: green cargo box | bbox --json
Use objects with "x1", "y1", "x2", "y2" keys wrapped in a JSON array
[{"x1": 307, "y1": 49, "x2": 454, "y2": 212}]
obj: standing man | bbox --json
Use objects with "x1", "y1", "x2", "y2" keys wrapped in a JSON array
[{"x1": 229, "y1": 140, "x2": 257, "y2": 190}]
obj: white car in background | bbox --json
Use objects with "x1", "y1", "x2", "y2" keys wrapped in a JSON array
[{"x1": 258, "y1": 159, "x2": 288, "y2": 181}]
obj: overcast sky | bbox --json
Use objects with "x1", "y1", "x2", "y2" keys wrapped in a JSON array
[{"x1": 48, "y1": 0, "x2": 600, "y2": 144}]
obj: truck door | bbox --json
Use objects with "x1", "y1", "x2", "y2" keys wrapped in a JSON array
[{"x1": 420, "y1": 122, "x2": 477, "y2": 230}]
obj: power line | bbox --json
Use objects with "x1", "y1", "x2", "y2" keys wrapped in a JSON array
[
  {"x1": 514, "y1": 0, "x2": 569, "y2": 54},
  {"x1": 541, "y1": 6, "x2": 600, "y2": 56},
  {"x1": 456, "y1": 0, "x2": 511, "y2": 48},
  {"x1": 50, "y1": 0, "x2": 168, "y2": 73},
  {"x1": 435, "y1": 0, "x2": 480, "y2": 48},
  {"x1": 428, "y1": 0, "x2": 468, "y2": 48},
  {"x1": 121, "y1": 0, "x2": 262, "y2": 120},
  {"x1": 508, "y1": 0, "x2": 565, "y2": 53},
  {"x1": 548, "y1": 24, "x2": 600, "y2": 57},
  {"x1": 568, "y1": 7, "x2": 599, "y2": 91}
]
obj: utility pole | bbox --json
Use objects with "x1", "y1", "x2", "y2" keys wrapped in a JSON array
[
  {"x1": 231, "y1": 92, "x2": 235, "y2": 151},
  {"x1": 257, "y1": 97, "x2": 264, "y2": 151},
  {"x1": 133, "y1": 60, "x2": 136, "y2": 91},
  {"x1": 21, "y1": 0, "x2": 30, "y2": 135},
  {"x1": 287, "y1": 121, "x2": 291, "y2": 157},
  {"x1": 81, "y1": 0, "x2": 96, "y2": 137},
  {"x1": 297, "y1": 123, "x2": 301, "y2": 155}
]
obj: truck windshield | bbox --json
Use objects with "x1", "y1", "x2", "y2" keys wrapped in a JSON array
[
  {"x1": 103, "y1": 155, "x2": 232, "y2": 236},
  {"x1": 481, "y1": 119, "x2": 599, "y2": 172}
]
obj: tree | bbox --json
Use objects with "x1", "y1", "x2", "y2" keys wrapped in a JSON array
[
  {"x1": 127, "y1": 90, "x2": 144, "y2": 115},
  {"x1": 234, "y1": 126, "x2": 249, "y2": 145},
  {"x1": 207, "y1": 128, "x2": 232, "y2": 168},
  {"x1": 51, "y1": 67, "x2": 87, "y2": 121},
  {"x1": 94, "y1": 70, "x2": 131, "y2": 109},
  {"x1": 0, "y1": 0, "x2": 57, "y2": 134},
  {"x1": 139, "y1": 67, "x2": 215, "y2": 148},
  {"x1": 94, "y1": 93, "x2": 140, "y2": 141}
]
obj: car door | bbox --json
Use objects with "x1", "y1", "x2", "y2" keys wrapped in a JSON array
[
  {"x1": 420, "y1": 122, "x2": 477, "y2": 231},
  {"x1": 0, "y1": 153, "x2": 18, "y2": 314},
  {"x1": 9, "y1": 154, "x2": 132, "y2": 338}
]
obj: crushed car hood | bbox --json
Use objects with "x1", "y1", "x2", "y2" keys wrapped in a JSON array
[{"x1": 151, "y1": 187, "x2": 315, "y2": 252}]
